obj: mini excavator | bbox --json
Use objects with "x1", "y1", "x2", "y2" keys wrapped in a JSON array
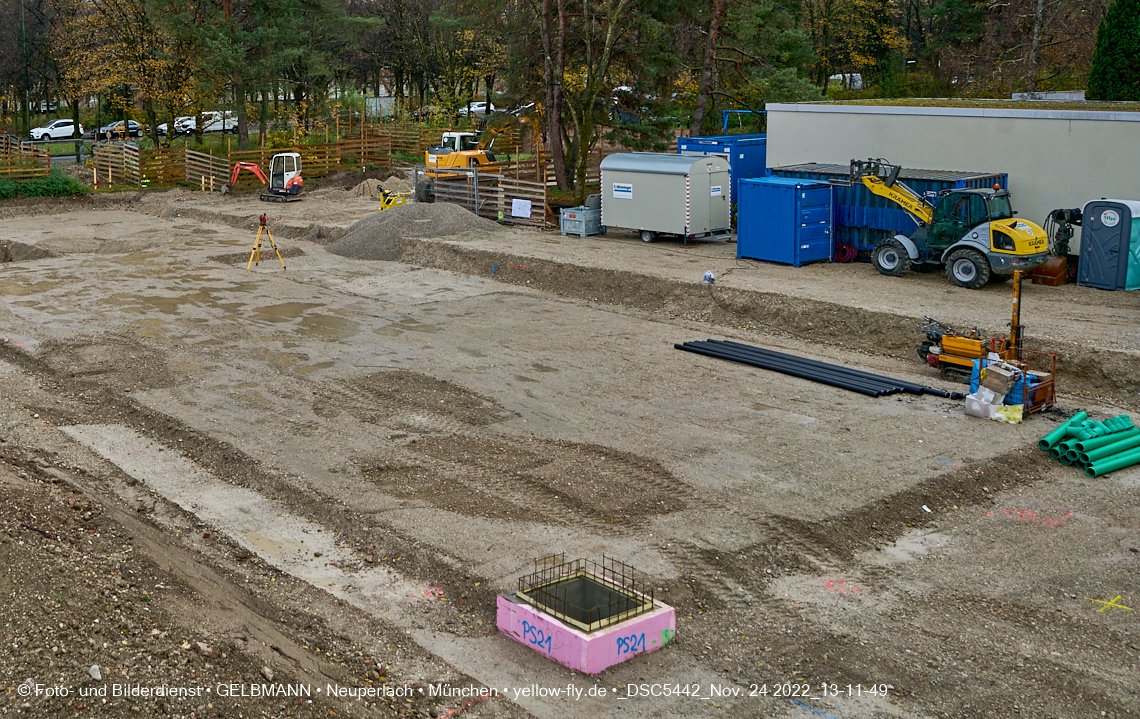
[{"x1": 225, "y1": 152, "x2": 304, "y2": 202}]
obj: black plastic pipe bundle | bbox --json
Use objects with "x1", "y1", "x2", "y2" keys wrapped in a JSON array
[{"x1": 675, "y1": 339, "x2": 964, "y2": 399}]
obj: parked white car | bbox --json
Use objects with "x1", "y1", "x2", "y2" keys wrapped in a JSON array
[
  {"x1": 30, "y1": 119, "x2": 83, "y2": 140},
  {"x1": 157, "y1": 116, "x2": 194, "y2": 136},
  {"x1": 202, "y1": 111, "x2": 238, "y2": 133},
  {"x1": 457, "y1": 101, "x2": 496, "y2": 117},
  {"x1": 177, "y1": 111, "x2": 237, "y2": 134}
]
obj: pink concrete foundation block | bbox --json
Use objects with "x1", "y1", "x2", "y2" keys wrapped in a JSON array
[{"x1": 497, "y1": 593, "x2": 676, "y2": 674}]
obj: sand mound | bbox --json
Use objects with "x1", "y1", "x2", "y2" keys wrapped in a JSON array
[
  {"x1": 349, "y1": 175, "x2": 414, "y2": 196},
  {"x1": 322, "y1": 167, "x2": 401, "y2": 190},
  {"x1": 379, "y1": 176, "x2": 414, "y2": 194},
  {"x1": 0, "y1": 239, "x2": 53, "y2": 263},
  {"x1": 326, "y1": 202, "x2": 502, "y2": 261}
]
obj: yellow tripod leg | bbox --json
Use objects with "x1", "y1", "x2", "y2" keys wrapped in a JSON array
[
  {"x1": 265, "y1": 228, "x2": 287, "y2": 270},
  {"x1": 246, "y1": 226, "x2": 263, "y2": 270}
]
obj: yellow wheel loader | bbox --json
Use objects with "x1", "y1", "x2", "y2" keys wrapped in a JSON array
[{"x1": 853, "y1": 159, "x2": 1049, "y2": 288}]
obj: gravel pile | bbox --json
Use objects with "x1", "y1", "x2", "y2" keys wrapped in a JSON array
[
  {"x1": 325, "y1": 201, "x2": 502, "y2": 261},
  {"x1": 321, "y1": 167, "x2": 400, "y2": 189},
  {"x1": 350, "y1": 175, "x2": 414, "y2": 195}
]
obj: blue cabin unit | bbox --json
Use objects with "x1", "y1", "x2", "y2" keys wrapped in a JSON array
[
  {"x1": 677, "y1": 134, "x2": 766, "y2": 205},
  {"x1": 737, "y1": 177, "x2": 834, "y2": 267}
]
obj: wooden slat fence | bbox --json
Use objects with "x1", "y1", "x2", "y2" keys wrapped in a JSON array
[
  {"x1": 2, "y1": 136, "x2": 42, "y2": 156},
  {"x1": 488, "y1": 126, "x2": 522, "y2": 157},
  {"x1": 68, "y1": 128, "x2": 499, "y2": 190},
  {"x1": 486, "y1": 176, "x2": 549, "y2": 227},
  {"x1": 543, "y1": 147, "x2": 614, "y2": 187},
  {"x1": 0, "y1": 143, "x2": 50, "y2": 180},
  {"x1": 139, "y1": 147, "x2": 184, "y2": 187},
  {"x1": 227, "y1": 147, "x2": 280, "y2": 166},
  {"x1": 335, "y1": 136, "x2": 392, "y2": 169},
  {"x1": 413, "y1": 165, "x2": 552, "y2": 228},
  {"x1": 496, "y1": 152, "x2": 548, "y2": 184},
  {"x1": 297, "y1": 144, "x2": 340, "y2": 177},
  {"x1": 185, "y1": 149, "x2": 229, "y2": 189},
  {"x1": 93, "y1": 143, "x2": 140, "y2": 186},
  {"x1": 388, "y1": 127, "x2": 451, "y2": 154}
]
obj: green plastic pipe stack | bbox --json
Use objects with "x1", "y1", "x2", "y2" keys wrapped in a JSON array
[
  {"x1": 1052, "y1": 439, "x2": 1082, "y2": 460},
  {"x1": 1080, "y1": 433, "x2": 1140, "y2": 465},
  {"x1": 1086, "y1": 446, "x2": 1140, "y2": 478},
  {"x1": 1039, "y1": 412, "x2": 1140, "y2": 477},
  {"x1": 1038, "y1": 412, "x2": 1088, "y2": 450},
  {"x1": 1074, "y1": 427, "x2": 1140, "y2": 453}
]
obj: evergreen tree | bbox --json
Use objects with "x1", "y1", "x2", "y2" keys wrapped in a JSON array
[{"x1": 1087, "y1": 0, "x2": 1140, "y2": 100}]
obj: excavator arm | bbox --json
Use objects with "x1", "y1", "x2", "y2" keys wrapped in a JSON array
[
  {"x1": 229, "y1": 161, "x2": 269, "y2": 188},
  {"x1": 851, "y1": 158, "x2": 934, "y2": 226}
]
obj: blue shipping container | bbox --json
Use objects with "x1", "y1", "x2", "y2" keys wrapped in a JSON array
[
  {"x1": 677, "y1": 134, "x2": 766, "y2": 205},
  {"x1": 768, "y1": 163, "x2": 1007, "y2": 254},
  {"x1": 737, "y1": 177, "x2": 834, "y2": 268}
]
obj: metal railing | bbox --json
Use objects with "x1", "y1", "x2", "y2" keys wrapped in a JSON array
[{"x1": 516, "y1": 554, "x2": 655, "y2": 633}]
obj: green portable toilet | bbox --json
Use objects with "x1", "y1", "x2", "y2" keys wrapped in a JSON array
[{"x1": 1078, "y1": 200, "x2": 1140, "y2": 291}]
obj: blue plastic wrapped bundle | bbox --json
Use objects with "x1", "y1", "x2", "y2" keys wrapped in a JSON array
[{"x1": 968, "y1": 359, "x2": 1040, "y2": 406}]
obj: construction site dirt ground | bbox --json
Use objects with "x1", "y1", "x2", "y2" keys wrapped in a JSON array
[{"x1": 0, "y1": 186, "x2": 1137, "y2": 719}]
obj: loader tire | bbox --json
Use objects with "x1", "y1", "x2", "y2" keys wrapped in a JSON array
[
  {"x1": 872, "y1": 238, "x2": 910, "y2": 277},
  {"x1": 414, "y1": 182, "x2": 435, "y2": 204},
  {"x1": 946, "y1": 248, "x2": 990, "y2": 289}
]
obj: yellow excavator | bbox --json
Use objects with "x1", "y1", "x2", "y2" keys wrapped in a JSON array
[
  {"x1": 424, "y1": 127, "x2": 503, "y2": 170},
  {"x1": 853, "y1": 159, "x2": 1049, "y2": 288},
  {"x1": 418, "y1": 114, "x2": 531, "y2": 202}
]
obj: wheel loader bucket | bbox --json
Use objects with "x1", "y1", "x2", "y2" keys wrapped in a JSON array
[{"x1": 850, "y1": 158, "x2": 901, "y2": 187}]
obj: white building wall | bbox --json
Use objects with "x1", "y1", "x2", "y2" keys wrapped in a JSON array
[{"x1": 766, "y1": 103, "x2": 1140, "y2": 252}]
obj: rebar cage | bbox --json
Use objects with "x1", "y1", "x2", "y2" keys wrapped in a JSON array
[{"x1": 516, "y1": 554, "x2": 656, "y2": 633}]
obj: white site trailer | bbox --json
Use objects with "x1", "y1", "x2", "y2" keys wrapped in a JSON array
[{"x1": 599, "y1": 152, "x2": 732, "y2": 243}]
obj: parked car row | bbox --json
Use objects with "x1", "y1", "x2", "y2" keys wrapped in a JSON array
[
  {"x1": 96, "y1": 120, "x2": 142, "y2": 140},
  {"x1": 29, "y1": 111, "x2": 239, "y2": 141},
  {"x1": 158, "y1": 111, "x2": 238, "y2": 137}
]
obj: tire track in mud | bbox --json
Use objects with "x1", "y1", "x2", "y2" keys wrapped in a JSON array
[
  {"x1": 664, "y1": 447, "x2": 1055, "y2": 611},
  {"x1": 0, "y1": 340, "x2": 498, "y2": 607},
  {"x1": 312, "y1": 369, "x2": 517, "y2": 429},
  {"x1": 359, "y1": 430, "x2": 691, "y2": 528},
  {"x1": 659, "y1": 541, "x2": 762, "y2": 615}
]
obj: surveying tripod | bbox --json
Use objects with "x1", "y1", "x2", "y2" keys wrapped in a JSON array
[{"x1": 247, "y1": 213, "x2": 287, "y2": 270}]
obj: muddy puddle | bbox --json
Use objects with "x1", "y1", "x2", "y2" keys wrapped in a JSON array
[
  {"x1": 297, "y1": 314, "x2": 360, "y2": 340},
  {"x1": 0, "y1": 278, "x2": 64, "y2": 296},
  {"x1": 248, "y1": 302, "x2": 324, "y2": 322}
]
